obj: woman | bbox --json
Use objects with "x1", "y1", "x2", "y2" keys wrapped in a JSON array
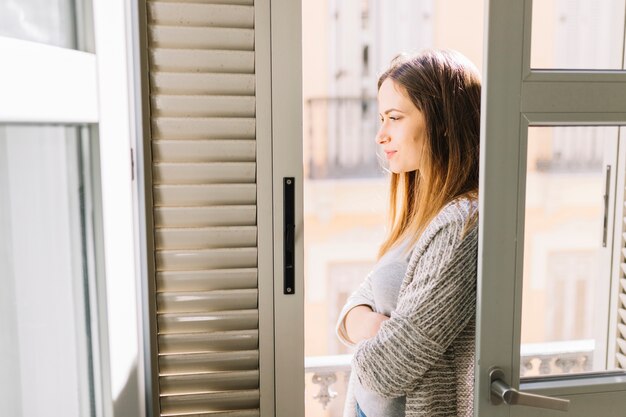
[{"x1": 336, "y1": 49, "x2": 481, "y2": 417}]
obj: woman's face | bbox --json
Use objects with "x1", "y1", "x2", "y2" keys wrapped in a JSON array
[{"x1": 376, "y1": 78, "x2": 427, "y2": 174}]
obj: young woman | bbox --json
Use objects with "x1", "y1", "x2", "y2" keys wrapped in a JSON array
[{"x1": 336, "y1": 49, "x2": 481, "y2": 417}]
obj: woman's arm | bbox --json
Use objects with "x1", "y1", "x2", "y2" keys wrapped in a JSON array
[
  {"x1": 344, "y1": 305, "x2": 389, "y2": 344},
  {"x1": 352, "y1": 222, "x2": 478, "y2": 397},
  {"x1": 336, "y1": 271, "x2": 380, "y2": 346}
]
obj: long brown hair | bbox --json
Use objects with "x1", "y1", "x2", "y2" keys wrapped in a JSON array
[{"x1": 378, "y1": 49, "x2": 481, "y2": 258}]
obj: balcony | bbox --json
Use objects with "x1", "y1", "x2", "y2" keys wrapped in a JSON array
[{"x1": 304, "y1": 339, "x2": 594, "y2": 416}]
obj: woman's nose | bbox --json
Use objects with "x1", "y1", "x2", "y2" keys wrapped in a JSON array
[{"x1": 376, "y1": 126, "x2": 390, "y2": 144}]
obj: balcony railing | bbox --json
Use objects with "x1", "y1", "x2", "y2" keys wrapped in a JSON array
[{"x1": 304, "y1": 339, "x2": 594, "y2": 415}]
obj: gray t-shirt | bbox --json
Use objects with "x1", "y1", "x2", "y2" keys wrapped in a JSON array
[{"x1": 354, "y1": 240, "x2": 412, "y2": 417}]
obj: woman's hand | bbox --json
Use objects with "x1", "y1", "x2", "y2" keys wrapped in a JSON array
[{"x1": 344, "y1": 305, "x2": 390, "y2": 344}]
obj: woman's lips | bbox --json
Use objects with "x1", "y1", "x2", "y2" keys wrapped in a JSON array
[{"x1": 385, "y1": 150, "x2": 397, "y2": 159}]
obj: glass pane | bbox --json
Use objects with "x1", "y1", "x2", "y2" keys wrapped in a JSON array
[
  {"x1": 521, "y1": 126, "x2": 618, "y2": 378},
  {"x1": 531, "y1": 0, "x2": 626, "y2": 69},
  {"x1": 0, "y1": 0, "x2": 92, "y2": 50},
  {"x1": 0, "y1": 125, "x2": 100, "y2": 416}
]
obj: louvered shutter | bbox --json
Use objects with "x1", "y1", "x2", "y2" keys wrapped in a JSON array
[
  {"x1": 146, "y1": 0, "x2": 261, "y2": 415},
  {"x1": 619, "y1": 197, "x2": 626, "y2": 368}
]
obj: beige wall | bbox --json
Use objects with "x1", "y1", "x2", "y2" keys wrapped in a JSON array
[
  {"x1": 302, "y1": 0, "x2": 329, "y2": 178},
  {"x1": 433, "y1": 0, "x2": 485, "y2": 72}
]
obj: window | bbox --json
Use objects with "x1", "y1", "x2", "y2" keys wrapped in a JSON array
[
  {"x1": 0, "y1": 0, "x2": 145, "y2": 415},
  {"x1": 0, "y1": 125, "x2": 102, "y2": 416},
  {"x1": 530, "y1": 0, "x2": 626, "y2": 69},
  {"x1": 521, "y1": 126, "x2": 618, "y2": 376}
]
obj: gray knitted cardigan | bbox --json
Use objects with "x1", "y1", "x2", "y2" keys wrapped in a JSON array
[{"x1": 337, "y1": 199, "x2": 478, "y2": 417}]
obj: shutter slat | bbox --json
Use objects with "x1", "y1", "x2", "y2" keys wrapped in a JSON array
[
  {"x1": 618, "y1": 353, "x2": 626, "y2": 369},
  {"x1": 154, "y1": 184, "x2": 256, "y2": 207},
  {"x1": 619, "y1": 308, "x2": 626, "y2": 322},
  {"x1": 160, "y1": 370, "x2": 259, "y2": 395},
  {"x1": 151, "y1": 73, "x2": 254, "y2": 95},
  {"x1": 618, "y1": 338, "x2": 626, "y2": 354},
  {"x1": 156, "y1": 226, "x2": 257, "y2": 250},
  {"x1": 619, "y1": 323, "x2": 626, "y2": 339},
  {"x1": 163, "y1": 411, "x2": 258, "y2": 417},
  {"x1": 158, "y1": 330, "x2": 258, "y2": 354},
  {"x1": 152, "y1": 96, "x2": 255, "y2": 118},
  {"x1": 157, "y1": 310, "x2": 259, "y2": 335},
  {"x1": 152, "y1": 117, "x2": 255, "y2": 140},
  {"x1": 620, "y1": 277, "x2": 626, "y2": 292},
  {"x1": 153, "y1": 162, "x2": 256, "y2": 185},
  {"x1": 148, "y1": 3, "x2": 254, "y2": 28},
  {"x1": 157, "y1": 248, "x2": 257, "y2": 271},
  {"x1": 150, "y1": 49, "x2": 254, "y2": 73},
  {"x1": 153, "y1": 140, "x2": 256, "y2": 164},
  {"x1": 158, "y1": 289, "x2": 257, "y2": 314},
  {"x1": 150, "y1": 26, "x2": 254, "y2": 50},
  {"x1": 160, "y1": 389, "x2": 259, "y2": 415},
  {"x1": 159, "y1": 310, "x2": 258, "y2": 333},
  {"x1": 159, "y1": 350, "x2": 258, "y2": 374},
  {"x1": 152, "y1": 0, "x2": 254, "y2": 5},
  {"x1": 620, "y1": 293, "x2": 626, "y2": 309},
  {"x1": 155, "y1": 206, "x2": 256, "y2": 227},
  {"x1": 157, "y1": 269, "x2": 257, "y2": 292}
]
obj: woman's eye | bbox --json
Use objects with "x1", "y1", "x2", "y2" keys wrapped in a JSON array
[{"x1": 379, "y1": 115, "x2": 400, "y2": 123}]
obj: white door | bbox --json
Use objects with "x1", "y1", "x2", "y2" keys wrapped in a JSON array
[{"x1": 476, "y1": 0, "x2": 626, "y2": 416}]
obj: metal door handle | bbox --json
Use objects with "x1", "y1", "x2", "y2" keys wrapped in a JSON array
[
  {"x1": 602, "y1": 165, "x2": 611, "y2": 247},
  {"x1": 490, "y1": 368, "x2": 570, "y2": 412}
]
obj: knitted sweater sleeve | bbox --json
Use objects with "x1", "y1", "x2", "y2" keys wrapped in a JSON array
[{"x1": 351, "y1": 220, "x2": 478, "y2": 397}]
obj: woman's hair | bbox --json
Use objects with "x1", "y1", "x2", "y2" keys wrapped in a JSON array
[{"x1": 378, "y1": 49, "x2": 481, "y2": 258}]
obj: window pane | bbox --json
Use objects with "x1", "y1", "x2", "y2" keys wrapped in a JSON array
[
  {"x1": 0, "y1": 0, "x2": 92, "y2": 50},
  {"x1": 531, "y1": 0, "x2": 626, "y2": 69},
  {"x1": 521, "y1": 126, "x2": 618, "y2": 378},
  {"x1": 0, "y1": 125, "x2": 100, "y2": 417}
]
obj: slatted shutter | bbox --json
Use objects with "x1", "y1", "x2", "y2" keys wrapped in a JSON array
[
  {"x1": 145, "y1": 0, "x2": 262, "y2": 415},
  {"x1": 618, "y1": 175, "x2": 626, "y2": 369}
]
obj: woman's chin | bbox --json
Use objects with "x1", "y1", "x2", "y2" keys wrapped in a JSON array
[{"x1": 389, "y1": 166, "x2": 420, "y2": 175}]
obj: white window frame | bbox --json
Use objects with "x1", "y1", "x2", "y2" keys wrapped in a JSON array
[
  {"x1": 476, "y1": 0, "x2": 626, "y2": 416},
  {"x1": 0, "y1": 0, "x2": 149, "y2": 415}
]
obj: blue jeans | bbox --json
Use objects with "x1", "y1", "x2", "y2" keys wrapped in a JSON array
[{"x1": 356, "y1": 402, "x2": 367, "y2": 417}]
